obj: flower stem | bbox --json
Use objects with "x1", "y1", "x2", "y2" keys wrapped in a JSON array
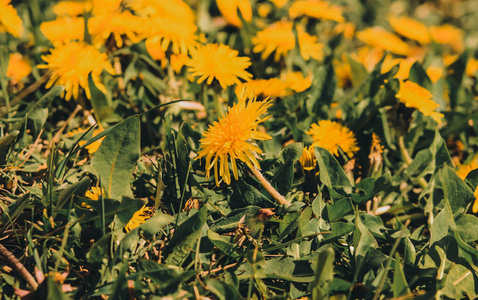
[
  {"x1": 250, "y1": 166, "x2": 291, "y2": 206},
  {"x1": 0, "y1": 243, "x2": 38, "y2": 290}
]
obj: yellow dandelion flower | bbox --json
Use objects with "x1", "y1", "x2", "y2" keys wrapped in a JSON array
[
  {"x1": 270, "y1": 0, "x2": 288, "y2": 8},
  {"x1": 299, "y1": 146, "x2": 316, "y2": 171},
  {"x1": 196, "y1": 95, "x2": 273, "y2": 186},
  {"x1": 91, "y1": 0, "x2": 122, "y2": 16},
  {"x1": 52, "y1": 1, "x2": 91, "y2": 17},
  {"x1": 357, "y1": 27, "x2": 411, "y2": 56},
  {"x1": 0, "y1": 0, "x2": 24, "y2": 38},
  {"x1": 141, "y1": 16, "x2": 199, "y2": 54},
  {"x1": 145, "y1": 38, "x2": 166, "y2": 61},
  {"x1": 170, "y1": 53, "x2": 189, "y2": 73},
  {"x1": 187, "y1": 43, "x2": 252, "y2": 89},
  {"x1": 351, "y1": 46, "x2": 384, "y2": 72},
  {"x1": 430, "y1": 24, "x2": 464, "y2": 52},
  {"x1": 466, "y1": 57, "x2": 478, "y2": 78},
  {"x1": 334, "y1": 22, "x2": 355, "y2": 39},
  {"x1": 306, "y1": 120, "x2": 359, "y2": 157},
  {"x1": 236, "y1": 71, "x2": 312, "y2": 98},
  {"x1": 85, "y1": 128, "x2": 105, "y2": 154},
  {"x1": 82, "y1": 186, "x2": 103, "y2": 208},
  {"x1": 38, "y1": 42, "x2": 114, "y2": 100},
  {"x1": 381, "y1": 57, "x2": 415, "y2": 80},
  {"x1": 124, "y1": 205, "x2": 155, "y2": 232},
  {"x1": 387, "y1": 15, "x2": 431, "y2": 45},
  {"x1": 443, "y1": 54, "x2": 458, "y2": 67},
  {"x1": 6, "y1": 53, "x2": 31, "y2": 84},
  {"x1": 289, "y1": 0, "x2": 344, "y2": 23},
  {"x1": 216, "y1": 0, "x2": 252, "y2": 28},
  {"x1": 252, "y1": 21, "x2": 324, "y2": 61},
  {"x1": 456, "y1": 157, "x2": 478, "y2": 180},
  {"x1": 89, "y1": 11, "x2": 145, "y2": 48},
  {"x1": 40, "y1": 17, "x2": 85, "y2": 45},
  {"x1": 473, "y1": 189, "x2": 478, "y2": 214},
  {"x1": 426, "y1": 66, "x2": 443, "y2": 83},
  {"x1": 396, "y1": 81, "x2": 443, "y2": 124}
]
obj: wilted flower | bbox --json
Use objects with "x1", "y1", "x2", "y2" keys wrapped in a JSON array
[
  {"x1": 306, "y1": 120, "x2": 359, "y2": 157},
  {"x1": 396, "y1": 80, "x2": 443, "y2": 124},
  {"x1": 38, "y1": 42, "x2": 114, "y2": 100},
  {"x1": 0, "y1": 0, "x2": 24, "y2": 37},
  {"x1": 187, "y1": 43, "x2": 252, "y2": 89},
  {"x1": 124, "y1": 205, "x2": 155, "y2": 232},
  {"x1": 196, "y1": 95, "x2": 272, "y2": 186}
]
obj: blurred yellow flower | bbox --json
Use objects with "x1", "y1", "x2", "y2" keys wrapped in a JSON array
[
  {"x1": 357, "y1": 27, "x2": 411, "y2": 56},
  {"x1": 270, "y1": 0, "x2": 288, "y2": 8},
  {"x1": 216, "y1": 0, "x2": 252, "y2": 27},
  {"x1": 82, "y1": 186, "x2": 104, "y2": 208},
  {"x1": 40, "y1": 17, "x2": 85, "y2": 45},
  {"x1": 187, "y1": 43, "x2": 252, "y2": 89},
  {"x1": 352, "y1": 46, "x2": 385, "y2": 72},
  {"x1": 89, "y1": 11, "x2": 145, "y2": 47},
  {"x1": 142, "y1": 18, "x2": 198, "y2": 54},
  {"x1": 466, "y1": 57, "x2": 478, "y2": 77},
  {"x1": 236, "y1": 71, "x2": 312, "y2": 97},
  {"x1": 289, "y1": 0, "x2": 344, "y2": 23},
  {"x1": 145, "y1": 38, "x2": 166, "y2": 61},
  {"x1": 430, "y1": 24, "x2": 464, "y2": 52},
  {"x1": 387, "y1": 15, "x2": 431, "y2": 45},
  {"x1": 52, "y1": 1, "x2": 90, "y2": 16},
  {"x1": 38, "y1": 42, "x2": 114, "y2": 100},
  {"x1": 334, "y1": 57, "x2": 352, "y2": 88},
  {"x1": 0, "y1": 0, "x2": 24, "y2": 37},
  {"x1": 334, "y1": 22, "x2": 355, "y2": 39},
  {"x1": 443, "y1": 54, "x2": 458, "y2": 66},
  {"x1": 456, "y1": 157, "x2": 478, "y2": 180},
  {"x1": 170, "y1": 53, "x2": 188, "y2": 73},
  {"x1": 7, "y1": 53, "x2": 31, "y2": 84},
  {"x1": 91, "y1": 0, "x2": 122, "y2": 16},
  {"x1": 381, "y1": 57, "x2": 415, "y2": 80},
  {"x1": 306, "y1": 120, "x2": 359, "y2": 157},
  {"x1": 196, "y1": 95, "x2": 272, "y2": 186},
  {"x1": 124, "y1": 205, "x2": 155, "y2": 232},
  {"x1": 396, "y1": 80, "x2": 443, "y2": 124},
  {"x1": 252, "y1": 21, "x2": 324, "y2": 61},
  {"x1": 426, "y1": 66, "x2": 443, "y2": 83}
]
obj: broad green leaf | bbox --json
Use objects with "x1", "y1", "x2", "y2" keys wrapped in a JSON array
[
  {"x1": 54, "y1": 177, "x2": 91, "y2": 217},
  {"x1": 441, "y1": 263, "x2": 476, "y2": 299},
  {"x1": 455, "y1": 214, "x2": 478, "y2": 243},
  {"x1": 165, "y1": 206, "x2": 207, "y2": 266},
  {"x1": 392, "y1": 254, "x2": 411, "y2": 298},
  {"x1": 207, "y1": 279, "x2": 241, "y2": 300},
  {"x1": 46, "y1": 276, "x2": 71, "y2": 300},
  {"x1": 210, "y1": 206, "x2": 262, "y2": 233},
  {"x1": 326, "y1": 198, "x2": 353, "y2": 222},
  {"x1": 351, "y1": 173, "x2": 391, "y2": 204},
  {"x1": 230, "y1": 179, "x2": 275, "y2": 209},
  {"x1": 266, "y1": 142, "x2": 303, "y2": 196},
  {"x1": 207, "y1": 230, "x2": 239, "y2": 258},
  {"x1": 91, "y1": 115, "x2": 141, "y2": 199},
  {"x1": 310, "y1": 246, "x2": 335, "y2": 300},
  {"x1": 88, "y1": 73, "x2": 113, "y2": 126},
  {"x1": 264, "y1": 257, "x2": 315, "y2": 282},
  {"x1": 314, "y1": 147, "x2": 352, "y2": 197},
  {"x1": 0, "y1": 193, "x2": 30, "y2": 232},
  {"x1": 114, "y1": 197, "x2": 147, "y2": 231},
  {"x1": 297, "y1": 206, "x2": 313, "y2": 237},
  {"x1": 323, "y1": 221, "x2": 355, "y2": 242},
  {"x1": 354, "y1": 212, "x2": 378, "y2": 260},
  {"x1": 437, "y1": 165, "x2": 474, "y2": 218},
  {"x1": 86, "y1": 232, "x2": 113, "y2": 265},
  {"x1": 137, "y1": 260, "x2": 196, "y2": 294},
  {"x1": 430, "y1": 209, "x2": 449, "y2": 246}
]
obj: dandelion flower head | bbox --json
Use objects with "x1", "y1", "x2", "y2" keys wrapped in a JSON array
[
  {"x1": 306, "y1": 120, "x2": 359, "y2": 157},
  {"x1": 388, "y1": 15, "x2": 431, "y2": 45},
  {"x1": 235, "y1": 71, "x2": 312, "y2": 98},
  {"x1": 52, "y1": 1, "x2": 91, "y2": 17},
  {"x1": 216, "y1": 0, "x2": 252, "y2": 28},
  {"x1": 299, "y1": 146, "x2": 316, "y2": 172},
  {"x1": 357, "y1": 27, "x2": 411, "y2": 56},
  {"x1": 124, "y1": 205, "x2": 155, "y2": 232},
  {"x1": 196, "y1": 95, "x2": 273, "y2": 186},
  {"x1": 40, "y1": 17, "x2": 85, "y2": 45},
  {"x1": 396, "y1": 80, "x2": 444, "y2": 124},
  {"x1": 38, "y1": 42, "x2": 114, "y2": 100},
  {"x1": 187, "y1": 43, "x2": 252, "y2": 89},
  {"x1": 7, "y1": 53, "x2": 31, "y2": 84},
  {"x1": 289, "y1": 0, "x2": 344, "y2": 23},
  {"x1": 430, "y1": 24, "x2": 464, "y2": 52},
  {"x1": 456, "y1": 156, "x2": 478, "y2": 180},
  {"x1": 0, "y1": 0, "x2": 24, "y2": 38}
]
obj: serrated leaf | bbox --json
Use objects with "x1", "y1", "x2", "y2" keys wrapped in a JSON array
[{"x1": 91, "y1": 115, "x2": 140, "y2": 199}]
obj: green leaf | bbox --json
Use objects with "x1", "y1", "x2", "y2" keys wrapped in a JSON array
[
  {"x1": 46, "y1": 276, "x2": 71, "y2": 300},
  {"x1": 210, "y1": 206, "x2": 262, "y2": 233},
  {"x1": 230, "y1": 179, "x2": 275, "y2": 209},
  {"x1": 310, "y1": 64, "x2": 336, "y2": 118},
  {"x1": 91, "y1": 115, "x2": 141, "y2": 199},
  {"x1": 207, "y1": 230, "x2": 239, "y2": 258},
  {"x1": 314, "y1": 147, "x2": 352, "y2": 197},
  {"x1": 326, "y1": 198, "x2": 353, "y2": 222},
  {"x1": 323, "y1": 221, "x2": 355, "y2": 242},
  {"x1": 354, "y1": 212, "x2": 378, "y2": 260},
  {"x1": 437, "y1": 165, "x2": 475, "y2": 218},
  {"x1": 264, "y1": 257, "x2": 315, "y2": 282},
  {"x1": 207, "y1": 279, "x2": 241, "y2": 300},
  {"x1": 87, "y1": 232, "x2": 113, "y2": 265},
  {"x1": 455, "y1": 214, "x2": 478, "y2": 243},
  {"x1": 310, "y1": 246, "x2": 335, "y2": 300},
  {"x1": 267, "y1": 143, "x2": 303, "y2": 196},
  {"x1": 351, "y1": 173, "x2": 391, "y2": 204},
  {"x1": 88, "y1": 73, "x2": 113, "y2": 126},
  {"x1": 392, "y1": 254, "x2": 411, "y2": 298},
  {"x1": 114, "y1": 197, "x2": 147, "y2": 231},
  {"x1": 0, "y1": 193, "x2": 30, "y2": 232},
  {"x1": 54, "y1": 178, "x2": 91, "y2": 217},
  {"x1": 441, "y1": 263, "x2": 477, "y2": 299},
  {"x1": 430, "y1": 209, "x2": 449, "y2": 246},
  {"x1": 165, "y1": 206, "x2": 207, "y2": 266},
  {"x1": 0, "y1": 130, "x2": 19, "y2": 165}
]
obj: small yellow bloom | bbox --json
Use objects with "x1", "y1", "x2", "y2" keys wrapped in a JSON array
[
  {"x1": 187, "y1": 43, "x2": 252, "y2": 89},
  {"x1": 170, "y1": 53, "x2": 188, "y2": 73},
  {"x1": 426, "y1": 66, "x2": 444, "y2": 83},
  {"x1": 0, "y1": 0, "x2": 24, "y2": 38},
  {"x1": 196, "y1": 95, "x2": 272, "y2": 186},
  {"x1": 236, "y1": 71, "x2": 312, "y2": 98},
  {"x1": 216, "y1": 0, "x2": 252, "y2": 27},
  {"x1": 6, "y1": 53, "x2": 31, "y2": 84},
  {"x1": 289, "y1": 0, "x2": 344, "y2": 23},
  {"x1": 82, "y1": 186, "x2": 104, "y2": 208},
  {"x1": 38, "y1": 42, "x2": 114, "y2": 100},
  {"x1": 299, "y1": 146, "x2": 316, "y2": 171},
  {"x1": 306, "y1": 120, "x2": 359, "y2": 157},
  {"x1": 40, "y1": 17, "x2": 85, "y2": 45},
  {"x1": 456, "y1": 156, "x2": 478, "y2": 180},
  {"x1": 124, "y1": 205, "x2": 155, "y2": 232},
  {"x1": 381, "y1": 57, "x2": 415, "y2": 80},
  {"x1": 430, "y1": 24, "x2": 464, "y2": 52},
  {"x1": 252, "y1": 21, "x2": 324, "y2": 61},
  {"x1": 89, "y1": 11, "x2": 145, "y2": 47},
  {"x1": 466, "y1": 57, "x2": 478, "y2": 78},
  {"x1": 334, "y1": 22, "x2": 355, "y2": 39},
  {"x1": 145, "y1": 38, "x2": 166, "y2": 61},
  {"x1": 387, "y1": 15, "x2": 431, "y2": 45},
  {"x1": 357, "y1": 27, "x2": 411, "y2": 56},
  {"x1": 396, "y1": 81, "x2": 443, "y2": 124}
]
